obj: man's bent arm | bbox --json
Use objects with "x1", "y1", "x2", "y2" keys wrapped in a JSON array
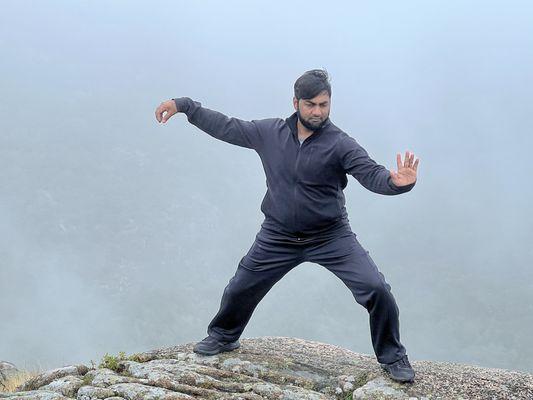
[
  {"x1": 173, "y1": 97, "x2": 263, "y2": 150},
  {"x1": 338, "y1": 135, "x2": 416, "y2": 195}
]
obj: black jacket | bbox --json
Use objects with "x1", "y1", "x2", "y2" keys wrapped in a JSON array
[{"x1": 173, "y1": 97, "x2": 416, "y2": 238}]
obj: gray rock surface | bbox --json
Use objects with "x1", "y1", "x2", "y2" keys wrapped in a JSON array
[{"x1": 0, "y1": 337, "x2": 531, "y2": 399}]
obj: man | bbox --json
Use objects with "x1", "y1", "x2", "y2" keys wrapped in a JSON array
[{"x1": 154, "y1": 69, "x2": 419, "y2": 383}]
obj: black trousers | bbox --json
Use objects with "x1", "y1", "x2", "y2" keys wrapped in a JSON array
[{"x1": 206, "y1": 223, "x2": 407, "y2": 365}]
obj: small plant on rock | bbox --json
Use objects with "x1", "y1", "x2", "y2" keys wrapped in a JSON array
[{"x1": 98, "y1": 351, "x2": 128, "y2": 372}]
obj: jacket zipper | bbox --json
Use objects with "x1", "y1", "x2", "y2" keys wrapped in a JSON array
[
  {"x1": 293, "y1": 135, "x2": 310, "y2": 238},
  {"x1": 292, "y1": 129, "x2": 317, "y2": 240},
  {"x1": 293, "y1": 140, "x2": 301, "y2": 233}
]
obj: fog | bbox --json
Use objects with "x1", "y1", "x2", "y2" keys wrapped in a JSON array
[{"x1": 1, "y1": 1, "x2": 532, "y2": 374}]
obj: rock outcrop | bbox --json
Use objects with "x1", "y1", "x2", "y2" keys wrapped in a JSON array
[{"x1": 1, "y1": 337, "x2": 532, "y2": 399}]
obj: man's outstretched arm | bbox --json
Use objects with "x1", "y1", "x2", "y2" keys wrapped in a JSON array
[
  {"x1": 338, "y1": 135, "x2": 419, "y2": 195},
  {"x1": 155, "y1": 97, "x2": 263, "y2": 150}
]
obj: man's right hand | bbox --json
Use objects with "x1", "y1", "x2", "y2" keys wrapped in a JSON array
[{"x1": 155, "y1": 99, "x2": 179, "y2": 123}]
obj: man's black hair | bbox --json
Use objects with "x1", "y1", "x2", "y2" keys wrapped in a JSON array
[{"x1": 294, "y1": 69, "x2": 331, "y2": 100}]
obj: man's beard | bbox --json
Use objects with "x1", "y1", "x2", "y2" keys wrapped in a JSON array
[{"x1": 296, "y1": 108, "x2": 329, "y2": 131}]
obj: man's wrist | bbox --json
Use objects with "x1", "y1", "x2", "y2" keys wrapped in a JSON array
[
  {"x1": 389, "y1": 177, "x2": 416, "y2": 192},
  {"x1": 172, "y1": 97, "x2": 192, "y2": 114}
]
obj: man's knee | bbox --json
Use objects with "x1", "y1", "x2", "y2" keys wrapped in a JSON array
[
  {"x1": 350, "y1": 277, "x2": 392, "y2": 308},
  {"x1": 366, "y1": 276, "x2": 387, "y2": 293},
  {"x1": 225, "y1": 265, "x2": 273, "y2": 297}
]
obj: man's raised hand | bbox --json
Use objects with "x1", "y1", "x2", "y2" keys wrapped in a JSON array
[
  {"x1": 390, "y1": 150, "x2": 420, "y2": 187},
  {"x1": 155, "y1": 99, "x2": 179, "y2": 123}
]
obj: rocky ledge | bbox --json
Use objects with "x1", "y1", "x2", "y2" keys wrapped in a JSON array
[{"x1": 1, "y1": 337, "x2": 532, "y2": 399}]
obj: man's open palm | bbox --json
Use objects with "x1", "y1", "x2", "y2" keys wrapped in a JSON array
[{"x1": 390, "y1": 151, "x2": 419, "y2": 187}]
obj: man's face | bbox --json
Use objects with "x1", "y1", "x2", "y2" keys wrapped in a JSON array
[{"x1": 293, "y1": 90, "x2": 331, "y2": 131}]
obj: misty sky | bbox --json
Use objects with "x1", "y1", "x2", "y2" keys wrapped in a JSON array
[{"x1": 1, "y1": 1, "x2": 532, "y2": 374}]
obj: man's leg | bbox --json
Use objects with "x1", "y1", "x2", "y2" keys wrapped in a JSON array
[
  {"x1": 207, "y1": 230, "x2": 304, "y2": 342},
  {"x1": 305, "y1": 231, "x2": 407, "y2": 365}
]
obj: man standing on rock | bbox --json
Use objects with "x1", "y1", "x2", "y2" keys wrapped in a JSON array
[{"x1": 154, "y1": 69, "x2": 419, "y2": 383}]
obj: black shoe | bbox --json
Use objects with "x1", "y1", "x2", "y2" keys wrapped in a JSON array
[
  {"x1": 380, "y1": 355, "x2": 415, "y2": 383},
  {"x1": 193, "y1": 336, "x2": 241, "y2": 356}
]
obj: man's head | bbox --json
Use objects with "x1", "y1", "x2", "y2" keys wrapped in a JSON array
[{"x1": 293, "y1": 69, "x2": 331, "y2": 131}]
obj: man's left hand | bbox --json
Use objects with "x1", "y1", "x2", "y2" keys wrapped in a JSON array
[{"x1": 390, "y1": 151, "x2": 419, "y2": 187}]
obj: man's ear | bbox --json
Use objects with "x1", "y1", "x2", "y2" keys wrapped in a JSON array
[{"x1": 293, "y1": 97, "x2": 298, "y2": 111}]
